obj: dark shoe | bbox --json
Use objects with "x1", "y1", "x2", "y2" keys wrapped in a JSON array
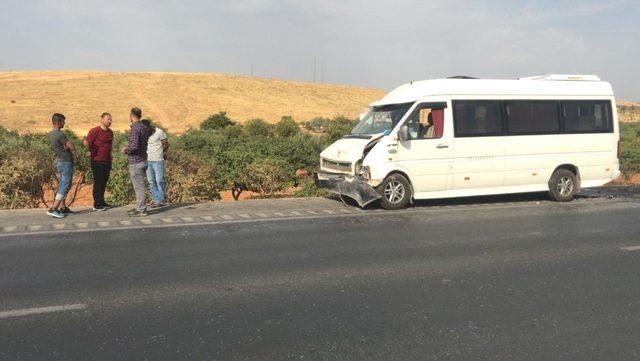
[
  {"x1": 46, "y1": 208, "x2": 65, "y2": 219},
  {"x1": 93, "y1": 205, "x2": 107, "y2": 211},
  {"x1": 128, "y1": 210, "x2": 148, "y2": 217},
  {"x1": 148, "y1": 202, "x2": 164, "y2": 209},
  {"x1": 60, "y1": 207, "x2": 74, "y2": 214},
  {"x1": 101, "y1": 203, "x2": 112, "y2": 209},
  {"x1": 127, "y1": 208, "x2": 137, "y2": 215}
]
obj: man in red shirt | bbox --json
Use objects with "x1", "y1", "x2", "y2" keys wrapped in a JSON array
[{"x1": 83, "y1": 112, "x2": 114, "y2": 211}]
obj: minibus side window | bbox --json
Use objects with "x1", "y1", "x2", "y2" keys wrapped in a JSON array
[
  {"x1": 562, "y1": 101, "x2": 612, "y2": 133},
  {"x1": 403, "y1": 107, "x2": 445, "y2": 140},
  {"x1": 505, "y1": 101, "x2": 560, "y2": 134},
  {"x1": 453, "y1": 101, "x2": 503, "y2": 137}
]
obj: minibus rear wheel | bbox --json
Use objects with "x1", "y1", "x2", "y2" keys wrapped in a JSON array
[
  {"x1": 378, "y1": 174, "x2": 412, "y2": 210},
  {"x1": 548, "y1": 169, "x2": 578, "y2": 202}
]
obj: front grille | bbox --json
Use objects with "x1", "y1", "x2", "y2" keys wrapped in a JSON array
[{"x1": 322, "y1": 158, "x2": 352, "y2": 173}]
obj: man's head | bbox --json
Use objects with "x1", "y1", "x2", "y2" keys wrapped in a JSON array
[
  {"x1": 100, "y1": 112, "x2": 112, "y2": 129},
  {"x1": 52, "y1": 113, "x2": 66, "y2": 129},
  {"x1": 140, "y1": 119, "x2": 155, "y2": 134},
  {"x1": 130, "y1": 107, "x2": 142, "y2": 123},
  {"x1": 474, "y1": 106, "x2": 488, "y2": 120}
]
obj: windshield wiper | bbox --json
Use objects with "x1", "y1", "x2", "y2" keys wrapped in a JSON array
[{"x1": 343, "y1": 134, "x2": 373, "y2": 139}]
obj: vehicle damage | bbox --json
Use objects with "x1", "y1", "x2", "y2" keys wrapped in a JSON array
[{"x1": 315, "y1": 135, "x2": 383, "y2": 208}]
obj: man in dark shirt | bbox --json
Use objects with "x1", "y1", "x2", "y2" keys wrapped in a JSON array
[
  {"x1": 84, "y1": 112, "x2": 114, "y2": 211},
  {"x1": 47, "y1": 113, "x2": 75, "y2": 219},
  {"x1": 122, "y1": 107, "x2": 151, "y2": 216}
]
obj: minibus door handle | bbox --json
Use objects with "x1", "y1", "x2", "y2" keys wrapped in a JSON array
[{"x1": 436, "y1": 144, "x2": 449, "y2": 149}]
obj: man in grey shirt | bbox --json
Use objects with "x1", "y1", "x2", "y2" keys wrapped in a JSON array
[{"x1": 47, "y1": 113, "x2": 75, "y2": 218}]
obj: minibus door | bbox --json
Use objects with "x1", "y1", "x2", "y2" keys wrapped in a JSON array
[{"x1": 396, "y1": 104, "x2": 452, "y2": 193}]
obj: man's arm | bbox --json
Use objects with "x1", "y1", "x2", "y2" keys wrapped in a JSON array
[
  {"x1": 83, "y1": 129, "x2": 95, "y2": 156},
  {"x1": 123, "y1": 126, "x2": 141, "y2": 154},
  {"x1": 161, "y1": 139, "x2": 169, "y2": 152},
  {"x1": 64, "y1": 140, "x2": 75, "y2": 151}
]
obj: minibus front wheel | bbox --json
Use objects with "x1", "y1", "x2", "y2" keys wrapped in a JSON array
[{"x1": 378, "y1": 174, "x2": 412, "y2": 210}]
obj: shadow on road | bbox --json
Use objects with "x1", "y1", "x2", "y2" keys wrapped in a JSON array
[{"x1": 325, "y1": 185, "x2": 640, "y2": 210}]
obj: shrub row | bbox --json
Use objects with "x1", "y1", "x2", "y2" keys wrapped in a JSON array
[{"x1": 0, "y1": 114, "x2": 354, "y2": 208}]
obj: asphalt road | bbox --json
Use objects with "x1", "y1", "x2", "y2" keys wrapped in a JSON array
[{"x1": 2, "y1": 197, "x2": 640, "y2": 360}]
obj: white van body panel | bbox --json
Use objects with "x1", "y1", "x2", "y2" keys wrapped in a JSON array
[{"x1": 318, "y1": 75, "x2": 620, "y2": 204}]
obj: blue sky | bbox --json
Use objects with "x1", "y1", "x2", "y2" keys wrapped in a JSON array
[{"x1": 1, "y1": 0, "x2": 638, "y2": 100}]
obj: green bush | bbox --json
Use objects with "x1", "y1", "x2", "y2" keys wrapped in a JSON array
[
  {"x1": 0, "y1": 127, "x2": 90, "y2": 208},
  {"x1": 244, "y1": 119, "x2": 273, "y2": 137},
  {"x1": 105, "y1": 154, "x2": 134, "y2": 205},
  {"x1": 323, "y1": 115, "x2": 358, "y2": 144},
  {"x1": 294, "y1": 176, "x2": 329, "y2": 198},
  {"x1": 165, "y1": 148, "x2": 219, "y2": 203},
  {"x1": 619, "y1": 123, "x2": 640, "y2": 176},
  {"x1": 200, "y1": 111, "x2": 235, "y2": 130},
  {"x1": 304, "y1": 117, "x2": 329, "y2": 132},
  {"x1": 0, "y1": 110, "x2": 361, "y2": 208},
  {"x1": 241, "y1": 158, "x2": 292, "y2": 197},
  {"x1": 274, "y1": 116, "x2": 300, "y2": 138}
]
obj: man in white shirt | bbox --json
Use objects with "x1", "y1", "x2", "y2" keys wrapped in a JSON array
[{"x1": 141, "y1": 119, "x2": 169, "y2": 207}]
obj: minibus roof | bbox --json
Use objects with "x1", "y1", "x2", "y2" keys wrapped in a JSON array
[{"x1": 370, "y1": 75, "x2": 614, "y2": 107}]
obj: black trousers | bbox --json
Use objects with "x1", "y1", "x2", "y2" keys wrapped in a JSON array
[{"x1": 91, "y1": 161, "x2": 111, "y2": 207}]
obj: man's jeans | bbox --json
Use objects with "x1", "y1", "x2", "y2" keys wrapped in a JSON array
[
  {"x1": 55, "y1": 160, "x2": 74, "y2": 201},
  {"x1": 129, "y1": 161, "x2": 148, "y2": 212},
  {"x1": 146, "y1": 160, "x2": 166, "y2": 204}
]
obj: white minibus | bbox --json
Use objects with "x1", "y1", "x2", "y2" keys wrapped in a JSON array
[{"x1": 315, "y1": 75, "x2": 620, "y2": 209}]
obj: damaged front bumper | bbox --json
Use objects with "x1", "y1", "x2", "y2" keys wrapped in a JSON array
[{"x1": 314, "y1": 172, "x2": 381, "y2": 208}]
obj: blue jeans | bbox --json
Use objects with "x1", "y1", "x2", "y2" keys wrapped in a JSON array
[
  {"x1": 55, "y1": 160, "x2": 74, "y2": 201},
  {"x1": 146, "y1": 160, "x2": 166, "y2": 203}
]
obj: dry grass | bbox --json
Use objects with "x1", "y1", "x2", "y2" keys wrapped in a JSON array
[
  {"x1": 0, "y1": 71, "x2": 637, "y2": 135},
  {"x1": 0, "y1": 71, "x2": 386, "y2": 135},
  {"x1": 618, "y1": 100, "x2": 640, "y2": 123}
]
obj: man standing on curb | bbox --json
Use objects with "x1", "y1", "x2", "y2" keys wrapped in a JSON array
[
  {"x1": 84, "y1": 112, "x2": 114, "y2": 211},
  {"x1": 122, "y1": 107, "x2": 150, "y2": 217},
  {"x1": 141, "y1": 119, "x2": 169, "y2": 208},
  {"x1": 47, "y1": 113, "x2": 75, "y2": 219}
]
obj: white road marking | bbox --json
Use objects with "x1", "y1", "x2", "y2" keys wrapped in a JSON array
[
  {"x1": 221, "y1": 215, "x2": 234, "y2": 220},
  {"x1": 27, "y1": 225, "x2": 43, "y2": 231},
  {"x1": 238, "y1": 214, "x2": 251, "y2": 219},
  {"x1": 180, "y1": 217, "x2": 195, "y2": 222},
  {"x1": 2, "y1": 226, "x2": 18, "y2": 232},
  {"x1": 52, "y1": 223, "x2": 67, "y2": 230},
  {"x1": 97, "y1": 221, "x2": 110, "y2": 227},
  {"x1": 139, "y1": 219, "x2": 153, "y2": 225},
  {"x1": 201, "y1": 216, "x2": 214, "y2": 221},
  {"x1": 118, "y1": 220, "x2": 132, "y2": 226},
  {"x1": 0, "y1": 304, "x2": 87, "y2": 319},
  {"x1": 161, "y1": 218, "x2": 174, "y2": 223},
  {"x1": 621, "y1": 245, "x2": 640, "y2": 251},
  {"x1": 75, "y1": 222, "x2": 89, "y2": 229}
]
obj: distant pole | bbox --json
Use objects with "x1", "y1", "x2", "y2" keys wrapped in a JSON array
[
  {"x1": 321, "y1": 60, "x2": 324, "y2": 83},
  {"x1": 313, "y1": 56, "x2": 316, "y2": 82}
]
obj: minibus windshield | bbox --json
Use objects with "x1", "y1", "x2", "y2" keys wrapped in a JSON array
[{"x1": 350, "y1": 103, "x2": 413, "y2": 136}]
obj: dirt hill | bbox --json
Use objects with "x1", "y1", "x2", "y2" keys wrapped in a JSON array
[
  {"x1": 0, "y1": 71, "x2": 637, "y2": 135},
  {"x1": 0, "y1": 71, "x2": 386, "y2": 135}
]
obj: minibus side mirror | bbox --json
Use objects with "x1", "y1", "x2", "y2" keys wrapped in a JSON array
[{"x1": 398, "y1": 125, "x2": 410, "y2": 141}]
